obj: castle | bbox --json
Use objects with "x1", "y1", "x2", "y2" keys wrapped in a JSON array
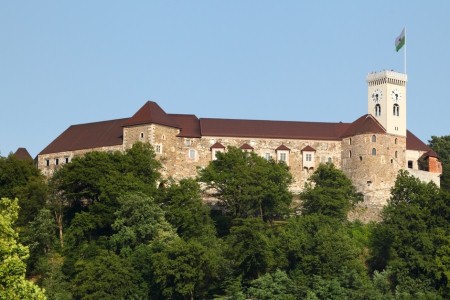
[{"x1": 37, "y1": 70, "x2": 442, "y2": 218}]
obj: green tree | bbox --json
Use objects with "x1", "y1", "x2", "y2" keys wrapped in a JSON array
[
  {"x1": 247, "y1": 269, "x2": 296, "y2": 300},
  {"x1": 198, "y1": 146, "x2": 293, "y2": 222},
  {"x1": 301, "y1": 163, "x2": 362, "y2": 221},
  {"x1": 225, "y1": 218, "x2": 275, "y2": 281},
  {"x1": 429, "y1": 135, "x2": 450, "y2": 191},
  {"x1": 158, "y1": 179, "x2": 216, "y2": 242},
  {"x1": 0, "y1": 154, "x2": 48, "y2": 226},
  {"x1": 370, "y1": 170, "x2": 450, "y2": 297},
  {"x1": 72, "y1": 250, "x2": 147, "y2": 299},
  {"x1": 111, "y1": 193, "x2": 176, "y2": 253},
  {"x1": 0, "y1": 197, "x2": 46, "y2": 299}
]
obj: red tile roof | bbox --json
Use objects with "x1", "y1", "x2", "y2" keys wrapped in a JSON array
[
  {"x1": 169, "y1": 114, "x2": 201, "y2": 138},
  {"x1": 123, "y1": 101, "x2": 179, "y2": 128},
  {"x1": 39, "y1": 118, "x2": 127, "y2": 155},
  {"x1": 14, "y1": 148, "x2": 33, "y2": 160},
  {"x1": 341, "y1": 114, "x2": 386, "y2": 138},
  {"x1": 240, "y1": 143, "x2": 254, "y2": 150},
  {"x1": 276, "y1": 144, "x2": 290, "y2": 151},
  {"x1": 406, "y1": 130, "x2": 432, "y2": 152},
  {"x1": 199, "y1": 118, "x2": 350, "y2": 140},
  {"x1": 210, "y1": 142, "x2": 225, "y2": 150},
  {"x1": 302, "y1": 145, "x2": 316, "y2": 152}
]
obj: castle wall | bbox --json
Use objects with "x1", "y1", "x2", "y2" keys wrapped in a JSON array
[
  {"x1": 341, "y1": 133, "x2": 406, "y2": 208},
  {"x1": 37, "y1": 144, "x2": 123, "y2": 177}
]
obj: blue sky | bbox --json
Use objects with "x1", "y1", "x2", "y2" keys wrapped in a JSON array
[{"x1": 1, "y1": 1, "x2": 449, "y2": 157}]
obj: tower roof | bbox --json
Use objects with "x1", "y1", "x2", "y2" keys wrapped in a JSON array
[
  {"x1": 341, "y1": 114, "x2": 386, "y2": 138},
  {"x1": 13, "y1": 148, "x2": 33, "y2": 160},
  {"x1": 122, "y1": 101, "x2": 180, "y2": 128}
]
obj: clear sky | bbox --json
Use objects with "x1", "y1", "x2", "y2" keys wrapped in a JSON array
[{"x1": 1, "y1": 1, "x2": 449, "y2": 158}]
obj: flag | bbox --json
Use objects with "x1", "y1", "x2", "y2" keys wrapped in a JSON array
[{"x1": 395, "y1": 28, "x2": 405, "y2": 52}]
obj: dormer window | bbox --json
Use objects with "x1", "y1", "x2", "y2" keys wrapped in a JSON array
[
  {"x1": 301, "y1": 145, "x2": 315, "y2": 169},
  {"x1": 276, "y1": 145, "x2": 290, "y2": 165},
  {"x1": 210, "y1": 142, "x2": 225, "y2": 160},
  {"x1": 240, "y1": 143, "x2": 254, "y2": 152}
]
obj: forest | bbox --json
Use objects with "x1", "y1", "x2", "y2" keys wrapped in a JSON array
[{"x1": 1, "y1": 135, "x2": 450, "y2": 299}]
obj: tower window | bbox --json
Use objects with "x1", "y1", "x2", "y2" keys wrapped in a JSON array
[
  {"x1": 372, "y1": 135, "x2": 377, "y2": 142},
  {"x1": 408, "y1": 160, "x2": 413, "y2": 169},
  {"x1": 395, "y1": 138, "x2": 398, "y2": 144},
  {"x1": 375, "y1": 104, "x2": 381, "y2": 116},
  {"x1": 393, "y1": 104, "x2": 400, "y2": 116},
  {"x1": 372, "y1": 148, "x2": 377, "y2": 156},
  {"x1": 395, "y1": 151, "x2": 398, "y2": 158}
]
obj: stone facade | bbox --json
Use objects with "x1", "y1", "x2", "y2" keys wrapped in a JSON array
[{"x1": 36, "y1": 70, "x2": 442, "y2": 221}]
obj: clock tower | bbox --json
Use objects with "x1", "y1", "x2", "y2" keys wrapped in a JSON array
[{"x1": 366, "y1": 70, "x2": 407, "y2": 136}]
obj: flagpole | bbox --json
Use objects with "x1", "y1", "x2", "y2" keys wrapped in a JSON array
[{"x1": 404, "y1": 27, "x2": 407, "y2": 74}]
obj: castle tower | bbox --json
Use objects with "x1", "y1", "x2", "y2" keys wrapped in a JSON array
[{"x1": 367, "y1": 71, "x2": 407, "y2": 136}]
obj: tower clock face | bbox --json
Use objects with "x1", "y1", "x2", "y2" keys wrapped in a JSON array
[
  {"x1": 372, "y1": 89, "x2": 383, "y2": 103},
  {"x1": 391, "y1": 89, "x2": 402, "y2": 103}
]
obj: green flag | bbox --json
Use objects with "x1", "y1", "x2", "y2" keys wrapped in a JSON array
[{"x1": 395, "y1": 28, "x2": 405, "y2": 52}]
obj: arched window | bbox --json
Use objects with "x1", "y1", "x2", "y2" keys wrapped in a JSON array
[
  {"x1": 372, "y1": 148, "x2": 377, "y2": 156},
  {"x1": 375, "y1": 104, "x2": 381, "y2": 116},
  {"x1": 372, "y1": 135, "x2": 377, "y2": 142},
  {"x1": 395, "y1": 138, "x2": 398, "y2": 144},
  {"x1": 393, "y1": 104, "x2": 400, "y2": 116}
]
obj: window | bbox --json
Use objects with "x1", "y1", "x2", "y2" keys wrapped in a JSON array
[
  {"x1": 395, "y1": 151, "x2": 398, "y2": 158},
  {"x1": 155, "y1": 144, "x2": 162, "y2": 154},
  {"x1": 349, "y1": 138, "x2": 352, "y2": 145},
  {"x1": 375, "y1": 104, "x2": 381, "y2": 116},
  {"x1": 212, "y1": 148, "x2": 224, "y2": 160},
  {"x1": 264, "y1": 153, "x2": 271, "y2": 160},
  {"x1": 55, "y1": 158, "x2": 59, "y2": 165},
  {"x1": 327, "y1": 157, "x2": 332, "y2": 163},
  {"x1": 185, "y1": 139, "x2": 191, "y2": 146},
  {"x1": 372, "y1": 148, "x2": 377, "y2": 156},
  {"x1": 140, "y1": 132, "x2": 144, "y2": 139},
  {"x1": 408, "y1": 160, "x2": 413, "y2": 169},
  {"x1": 349, "y1": 150, "x2": 352, "y2": 158},
  {"x1": 395, "y1": 138, "x2": 398, "y2": 144},
  {"x1": 279, "y1": 153, "x2": 287, "y2": 162},
  {"x1": 393, "y1": 104, "x2": 400, "y2": 116},
  {"x1": 372, "y1": 135, "x2": 377, "y2": 142},
  {"x1": 306, "y1": 153, "x2": 312, "y2": 161},
  {"x1": 188, "y1": 149, "x2": 196, "y2": 160},
  {"x1": 45, "y1": 159, "x2": 50, "y2": 167},
  {"x1": 65, "y1": 157, "x2": 69, "y2": 164}
]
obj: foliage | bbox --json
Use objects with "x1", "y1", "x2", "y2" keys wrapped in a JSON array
[
  {"x1": 0, "y1": 197, "x2": 46, "y2": 299},
  {"x1": 370, "y1": 170, "x2": 450, "y2": 297},
  {"x1": 111, "y1": 193, "x2": 176, "y2": 252},
  {"x1": 0, "y1": 154, "x2": 48, "y2": 226},
  {"x1": 72, "y1": 250, "x2": 147, "y2": 299},
  {"x1": 247, "y1": 269, "x2": 296, "y2": 300},
  {"x1": 198, "y1": 146, "x2": 293, "y2": 221},
  {"x1": 301, "y1": 163, "x2": 362, "y2": 221},
  {"x1": 429, "y1": 135, "x2": 450, "y2": 191},
  {"x1": 158, "y1": 179, "x2": 216, "y2": 242}
]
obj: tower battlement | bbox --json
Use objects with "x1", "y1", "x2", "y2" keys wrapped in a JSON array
[{"x1": 367, "y1": 70, "x2": 407, "y2": 86}]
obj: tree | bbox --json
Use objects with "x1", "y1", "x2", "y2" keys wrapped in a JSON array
[
  {"x1": 110, "y1": 193, "x2": 176, "y2": 253},
  {"x1": 158, "y1": 179, "x2": 216, "y2": 242},
  {"x1": 429, "y1": 135, "x2": 450, "y2": 191},
  {"x1": 0, "y1": 154, "x2": 48, "y2": 226},
  {"x1": 247, "y1": 269, "x2": 296, "y2": 300},
  {"x1": 198, "y1": 146, "x2": 293, "y2": 221},
  {"x1": 72, "y1": 250, "x2": 147, "y2": 299},
  {"x1": 0, "y1": 198, "x2": 46, "y2": 299},
  {"x1": 300, "y1": 163, "x2": 362, "y2": 221},
  {"x1": 370, "y1": 170, "x2": 450, "y2": 297}
]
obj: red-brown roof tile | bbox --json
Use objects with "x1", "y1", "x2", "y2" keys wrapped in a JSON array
[
  {"x1": 39, "y1": 118, "x2": 127, "y2": 155},
  {"x1": 123, "y1": 101, "x2": 179, "y2": 128},
  {"x1": 340, "y1": 114, "x2": 386, "y2": 138},
  {"x1": 276, "y1": 144, "x2": 290, "y2": 151},
  {"x1": 240, "y1": 143, "x2": 254, "y2": 150},
  {"x1": 169, "y1": 114, "x2": 201, "y2": 138},
  {"x1": 406, "y1": 130, "x2": 432, "y2": 152},
  {"x1": 199, "y1": 118, "x2": 350, "y2": 140},
  {"x1": 14, "y1": 148, "x2": 33, "y2": 160},
  {"x1": 302, "y1": 145, "x2": 316, "y2": 152},
  {"x1": 210, "y1": 142, "x2": 225, "y2": 150}
]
